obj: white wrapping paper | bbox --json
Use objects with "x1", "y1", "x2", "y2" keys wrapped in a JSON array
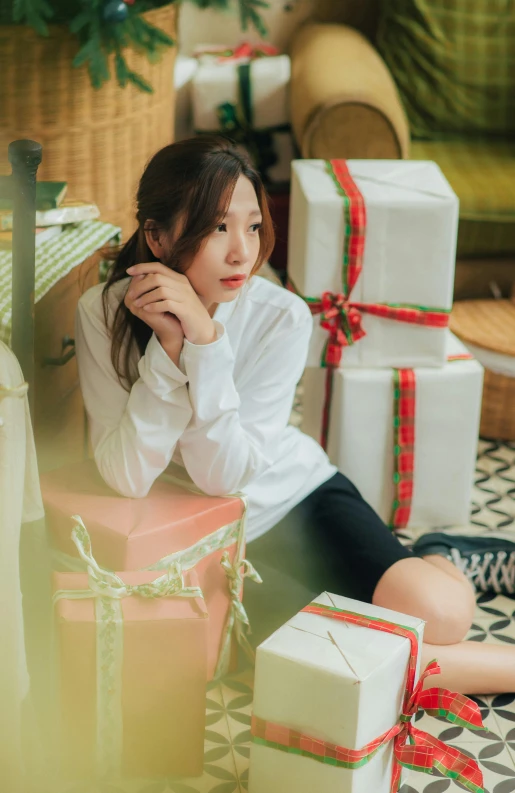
[
  {"x1": 249, "y1": 592, "x2": 425, "y2": 793},
  {"x1": 191, "y1": 54, "x2": 294, "y2": 183},
  {"x1": 301, "y1": 333, "x2": 484, "y2": 529},
  {"x1": 288, "y1": 159, "x2": 458, "y2": 368}
]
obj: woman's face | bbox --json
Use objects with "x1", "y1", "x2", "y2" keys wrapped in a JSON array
[{"x1": 185, "y1": 174, "x2": 263, "y2": 314}]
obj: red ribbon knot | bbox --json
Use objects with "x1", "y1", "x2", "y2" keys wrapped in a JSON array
[{"x1": 319, "y1": 291, "x2": 366, "y2": 366}]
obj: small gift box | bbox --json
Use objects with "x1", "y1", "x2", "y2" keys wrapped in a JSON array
[
  {"x1": 249, "y1": 592, "x2": 485, "y2": 793},
  {"x1": 301, "y1": 332, "x2": 483, "y2": 530},
  {"x1": 192, "y1": 43, "x2": 294, "y2": 184},
  {"x1": 287, "y1": 159, "x2": 458, "y2": 368},
  {"x1": 41, "y1": 459, "x2": 261, "y2": 680},
  {"x1": 53, "y1": 521, "x2": 208, "y2": 781}
]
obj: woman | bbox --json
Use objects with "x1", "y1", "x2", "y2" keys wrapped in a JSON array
[{"x1": 75, "y1": 135, "x2": 515, "y2": 695}]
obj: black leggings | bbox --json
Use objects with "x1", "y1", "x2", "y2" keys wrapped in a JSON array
[{"x1": 243, "y1": 471, "x2": 413, "y2": 648}]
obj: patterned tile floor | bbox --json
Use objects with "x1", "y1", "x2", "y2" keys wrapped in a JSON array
[{"x1": 68, "y1": 425, "x2": 515, "y2": 792}]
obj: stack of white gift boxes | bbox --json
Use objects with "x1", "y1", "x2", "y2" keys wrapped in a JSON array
[
  {"x1": 288, "y1": 158, "x2": 484, "y2": 532},
  {"x1": 247, "y1": 160, "x2": 487, "y2": 793}
]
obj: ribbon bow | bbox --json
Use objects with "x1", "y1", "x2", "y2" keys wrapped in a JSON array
[
  {"x1": 65, "y1": 515, "x2": 203, "y2": 602},
  {"x1": 196, "y1": 42, "x2": 280, "y2": 63},
  {"x1": 319, "y1": 291, "x2": 366, "y2": 365},
  {"x1": 215, "y1": 552, "x2": 263, "y2": 675},
  {"x1": 252, "y1": 604, "x2": 485, "y2": 793},
  {"x1": 389, "y1": 659, "x2": 485, "y2": 792}
]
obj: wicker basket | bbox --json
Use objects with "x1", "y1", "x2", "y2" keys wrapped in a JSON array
[
  {"x1": 0, "y1": 5, "x2": 177, "y2": 237},
  {"x1": 450, "y1": 296, "x2": 515, "y2": 441}
]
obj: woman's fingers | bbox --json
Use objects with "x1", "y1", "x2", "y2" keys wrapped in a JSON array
[
  {"x1": 127, "y1": 262, "x2": 187, "y2": 282},
  {"x1": 141, "y1": 299, "x2": 177, "y2": 314},
  {"x1": 129, "y1": 273, "x2": 185, "y2": 303}
]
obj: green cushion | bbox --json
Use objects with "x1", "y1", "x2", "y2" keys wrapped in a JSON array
[
  {"x1": 411, "y1": 139, "x2": 515, "y2": 257},
  {"x1": 376, "y1": 0, "x2": 515, "y2": 139}
]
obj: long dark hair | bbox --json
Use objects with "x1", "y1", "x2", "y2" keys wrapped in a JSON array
[{"x1": 102, "y1": 135, "x2": 275, "y2": 390}]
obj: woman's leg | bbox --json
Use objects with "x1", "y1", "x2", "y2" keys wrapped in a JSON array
[
  {"x1": 373, "y1": 556, "x2": 515, "y2": 694},
  {"x1": 245, "y1": 472, "x2": 515, "y2": 694}
]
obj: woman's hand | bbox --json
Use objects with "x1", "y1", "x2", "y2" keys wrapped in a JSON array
[
  {"x1": 124, "y1": 273, "x2": 185, "y2": 354},
  {"x1": 125, "y1": 262, "x2": 217, "y2": 346}
]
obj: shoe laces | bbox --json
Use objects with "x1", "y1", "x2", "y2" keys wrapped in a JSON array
[{"x1": 449, "y1": 547, "x2": 515, "y2": 594}]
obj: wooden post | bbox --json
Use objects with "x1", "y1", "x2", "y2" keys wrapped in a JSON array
[{"x1": 8, "y1": 140, "x2": 42, "y2": 420}]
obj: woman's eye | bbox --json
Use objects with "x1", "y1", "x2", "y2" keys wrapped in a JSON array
[
  {"x1": 250, "y1": 223, "x2": 262, "y2": 232},
  {"x1": 216, "y1": 223, "x2": 227, "y2": 232}
]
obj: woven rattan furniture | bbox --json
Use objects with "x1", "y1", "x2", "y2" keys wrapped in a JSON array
[
  {"x1": 0, "y1": 5, "x2": 177, "y2": 238},
  {"x1": 450, "y1": 296, "x2": 515, "y2": 441}
]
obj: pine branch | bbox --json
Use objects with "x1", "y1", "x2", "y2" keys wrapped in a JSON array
[
  {"x1": 186, "y1": 0, "x2": 269, "y2": 34},
  {"x1": 12, "y1": 0, "x2": 54, "y2": 35},
  {"x1": 238, "y1": 0, "x2": 269, "y2": 36}
]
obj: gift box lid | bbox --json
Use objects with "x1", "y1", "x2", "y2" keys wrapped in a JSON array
[
  {"x1": 41, "y1": 459, "x2": 244, "y2": 570},
  {"x1": 257, "y1": 592, "x2": 424, "y2": 681},
  {"x1": 292, "y1": 159, "x2": 457, "y2": 206}
]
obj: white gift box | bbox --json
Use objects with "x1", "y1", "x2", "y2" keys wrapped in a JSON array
[
  {"x1": 301, "y1": 333, "x2": 484, "y2": 529},
  {"x1": 249, "y1": 592, "x2": 425, "y2": 793},
  {"x1": 192, "y1": 54, "x2": 294, "y2": 183},
  {"x1": 288, "y1": 159, "x2": 458, "y2": 368}
]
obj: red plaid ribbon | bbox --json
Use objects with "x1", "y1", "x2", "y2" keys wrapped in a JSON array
[
  {"x1": 287, "y1": 158, "x2": 449, "y2": 451},
  {"x1": 194, "y1": 42, "x2": 279, "y2": 62},
  {"x1": 390, "y1": 369, "x2": 416, "y2": 529},
  {"x1": 251, "y1": 604, "x2": 485, "y2": 793},
  {"x1": 389, "y1": 352, "x2": 475, "y2": 530}
]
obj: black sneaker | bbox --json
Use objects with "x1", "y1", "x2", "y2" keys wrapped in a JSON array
[{"x1": 412, "y1": 531, "x2": 515, "y2": 596}]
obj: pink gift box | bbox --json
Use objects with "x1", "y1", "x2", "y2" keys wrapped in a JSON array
[
  {"x1": 53, "y1": 568, "x2": 208, "y2": 780},
  {"x1": 41, "y1": 460, "x2": 247, "y2": 679}
]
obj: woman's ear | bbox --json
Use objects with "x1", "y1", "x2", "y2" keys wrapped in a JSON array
[{"x1": 143, "y1": 221, "x2": 168, "y2": 261}]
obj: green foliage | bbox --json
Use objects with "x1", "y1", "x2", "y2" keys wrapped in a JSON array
[{"x1": 6, "y1": 0, "x2": 270, "y2": 91}]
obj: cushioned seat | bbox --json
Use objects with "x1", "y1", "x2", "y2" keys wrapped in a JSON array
[{"x1": 410, "y1": 139, "x2": 515, "y2": 258}]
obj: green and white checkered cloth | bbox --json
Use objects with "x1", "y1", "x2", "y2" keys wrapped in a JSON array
[
  {"x1": 377, "y1": 0, "x2": 515, "y2": 139},
  {"x1": 0, "y1": 219, "x2": 121, "y2": 345}
]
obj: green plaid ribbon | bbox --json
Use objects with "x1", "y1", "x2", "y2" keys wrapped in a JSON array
[
  {"x1": 252, "y1": 603, "x2": 486, "y2": 793},
  {"x1": 0, "y1": 219, "x2": 120, "y2": 344}
]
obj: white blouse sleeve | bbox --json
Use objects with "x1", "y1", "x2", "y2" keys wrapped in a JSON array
[
  {"x1": 179, "y1": 307, "x2": 312, "y2": 496},
  {"x1": 75, "y1": 296, "x2": 193, "y2": 498}
]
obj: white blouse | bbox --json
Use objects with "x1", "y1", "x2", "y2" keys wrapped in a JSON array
[{"x1": 75, "y1": 273, "x2": 337, "y2": 543}]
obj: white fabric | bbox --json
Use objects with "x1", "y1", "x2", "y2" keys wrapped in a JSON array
[
  {"x1": 462, "y1": 340, "x2": 515, "y2": 378},
  {"x1": 75, "y1": 275, "x2": 337, "y2": 543},
  {"x1": 0, "y1": 342, "x2": 45, "y2": 790},
  {"x1": 288, "y1": 159, "x2": 458, "y2": 369}
]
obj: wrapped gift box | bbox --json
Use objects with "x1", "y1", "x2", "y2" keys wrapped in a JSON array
[
  {"x1": 53, "y1": 567, "x2": 208, "y2": 780},
  {"x1": 41, "y1": 459, "x2": 251, "y2": 679},
  {"x1": 301, "y1": 333, "x2": 483, "y2": 529},
  {"x1": 288, "y1": 159, "x2": 458, "y2": 368},
  {"x1": 192, "y1": 51, "x2": 294, "y2": 184},
  {"x1": 249, "y1": 592, "x2": 425, "y2": 793}
]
